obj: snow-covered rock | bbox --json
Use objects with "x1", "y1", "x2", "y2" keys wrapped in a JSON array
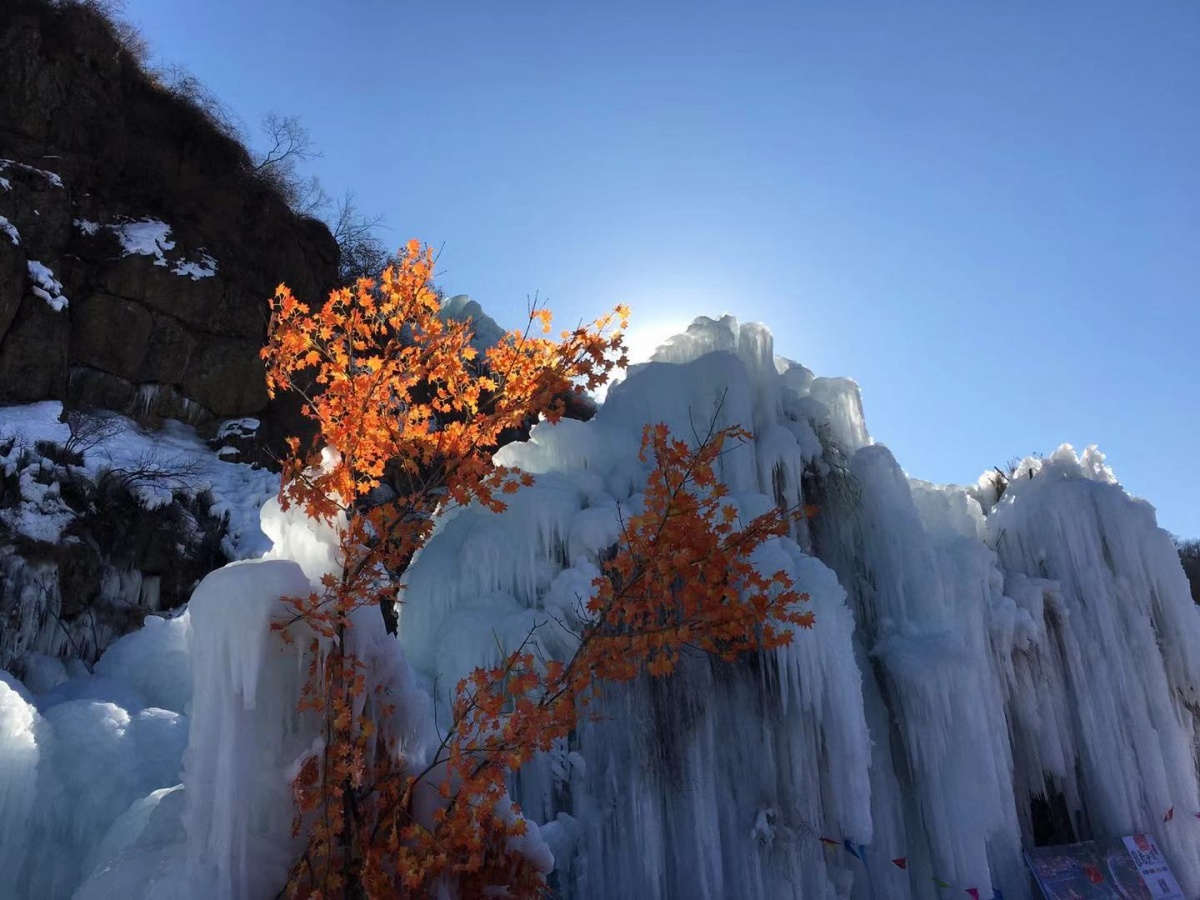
[{"x1": 0, "y1": 403, "x2": 279, "y2": 672}]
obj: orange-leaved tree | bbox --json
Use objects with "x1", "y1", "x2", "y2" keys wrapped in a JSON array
[{"x1": 262, "y1": 239, "x2": 814, "y2": 898}]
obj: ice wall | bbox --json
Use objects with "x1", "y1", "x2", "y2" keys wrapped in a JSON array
[
  {"x1": 3, "y1": 312, "x2": 1199, "y2": 899},
  {"x1": 398, "y1": 314, "x2": 1200, "y2": 899},
  {"x1": 982, "y1": 448, "x2": 1200, "y2": 892}
]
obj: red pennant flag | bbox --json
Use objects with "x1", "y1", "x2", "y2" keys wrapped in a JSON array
[
  {"x1": 819, "y1": 837, "x2": 840, "y2": 846},
  {"x1": 892, "y1": 858, "x2": 908, "y2": 869},
  {"x1": 1164, "y1": 807, "x2": 1175, "y2": 822},
  {"x1": 966, "y1": 890, "x2": 979, "y2": 900},
  {"x1": 1084, "y1": 864, "x2": 1104, "y2": 885}
]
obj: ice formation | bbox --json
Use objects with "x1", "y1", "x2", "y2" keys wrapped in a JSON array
[
  {"x1": 1, "y1": 313, "x2": 1199, "y2": 900},
  {"x1": 184, "y1": 560, "x2": 315, "y2": 900},
  {"x1": 397, "y1": 314, "x2": 1200, "y2": 900},
  {"x1": 0, "y1": 618, "x2": 190, "y2": 899}
]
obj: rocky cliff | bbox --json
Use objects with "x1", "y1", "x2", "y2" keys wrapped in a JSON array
[
  {"x1": 0, "y1": 0, "x2": 339, "y2": 434},
  {"x1": 0, "y1": 0, "x2": 339, "y2": 671}
]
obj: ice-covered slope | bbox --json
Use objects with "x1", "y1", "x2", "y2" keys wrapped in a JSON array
[{"x1": 1, "y1": 314, "x2": 1198, "y2": 899}]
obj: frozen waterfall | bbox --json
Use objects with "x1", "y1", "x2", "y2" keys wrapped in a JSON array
[
  {"x1": 399, "y1": 314, "x2": 1200, "y2": 899},
  {"x1": 1, "y1": 314, "x2": 1198, "y2": 899}
]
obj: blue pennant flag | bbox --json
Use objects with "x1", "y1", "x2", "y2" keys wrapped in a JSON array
[{"x1": 843, "y1": 839, "x2": 861, "y2": 860}]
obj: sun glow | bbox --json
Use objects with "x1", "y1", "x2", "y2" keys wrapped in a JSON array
[
  {"x1": 623, "y1": 316, "x2": 690, "y2": 366},
  {"x1": 592, "y1": 314, "x2": 691, "y2": 404}
]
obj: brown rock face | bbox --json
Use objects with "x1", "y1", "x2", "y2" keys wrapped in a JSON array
[{"x1": 0, "y1": 0, "x2": 339, "y2": 433}]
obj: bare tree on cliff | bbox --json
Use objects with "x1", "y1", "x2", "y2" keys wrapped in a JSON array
[
  {"x1": 251, "y1": 117, "x2": 393, "y2": 284},
  {"x1": 329, "y1": 192, "x2": 392, "y2": 284},
  {"x1": 252, "y1": 113, "x2": 330, "y2": 217}
]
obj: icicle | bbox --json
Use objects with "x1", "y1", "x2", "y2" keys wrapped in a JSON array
[
  {"x1": 183, "y1": 560, "x2": 315, "y2": 900},
  {"x1": 0, "y1": 674, "x2": 40, "y2": 884}
]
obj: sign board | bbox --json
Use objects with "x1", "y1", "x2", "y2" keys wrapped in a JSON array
[{"x1": 1025, "y1": 834, "x2": 1184, "y2": 900}]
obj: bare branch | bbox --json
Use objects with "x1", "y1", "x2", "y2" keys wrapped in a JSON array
[
  {"x1": 329, "y1": 191, "x2": 391, "y2": 284},
  {"x1": 253, "y1": 113, "x2": 321, "y2": 174},
  {"x1": 249, "y1": 114, "x2": 331, "y2": 217}
]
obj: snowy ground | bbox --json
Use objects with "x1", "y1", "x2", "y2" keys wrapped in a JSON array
[{"x1": 0, "y1": 401, "x2": 278, "y2": 559}]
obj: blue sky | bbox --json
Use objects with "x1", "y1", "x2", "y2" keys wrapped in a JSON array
[{"x1": 125, "y1": 0, "x2": 1200, "y2": 537}]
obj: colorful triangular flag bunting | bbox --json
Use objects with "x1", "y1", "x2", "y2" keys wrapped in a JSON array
[
  {"x1": 843, "y1": 839, "x2": 861, "y2": 860},
  {"x1": 966, "y1": 889, "x2": 979, "y2": 900},
  {"x1": 819, "y1": 837, "x2": 840, "y2": 846},
  {"x1": 933, "y1": 878, "x2": 951, "y2": 889},
  {"x1": 892, "y1": 857, "x2": 907, "y2": 869}
]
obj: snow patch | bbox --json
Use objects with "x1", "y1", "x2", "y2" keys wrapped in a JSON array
[
  {"x1": 26, "y1": 260, "x2": 68, "y2": 311},
  {"x1": 107, "y1": 218, "x2": 219, "y2": 280},
  {"x1": 113, "y1": 219, "x2": 175, "y2": 262},
  {"x1": 0, "y1": 158, "x2": 64, "y2": 188},
  {"x1": 215, "y1": 418, "x2": 259, "y2": 441},
  {"x1": 0, "y1": 215, "x2": 18, "y2": 245},
  {"x1": 171, "y1": 252, "x2": 218, "y2": 280}
]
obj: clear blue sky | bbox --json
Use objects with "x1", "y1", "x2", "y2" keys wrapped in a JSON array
[{"x1": 124, "y1": 0, "x2": 1200, "y2": 538}]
